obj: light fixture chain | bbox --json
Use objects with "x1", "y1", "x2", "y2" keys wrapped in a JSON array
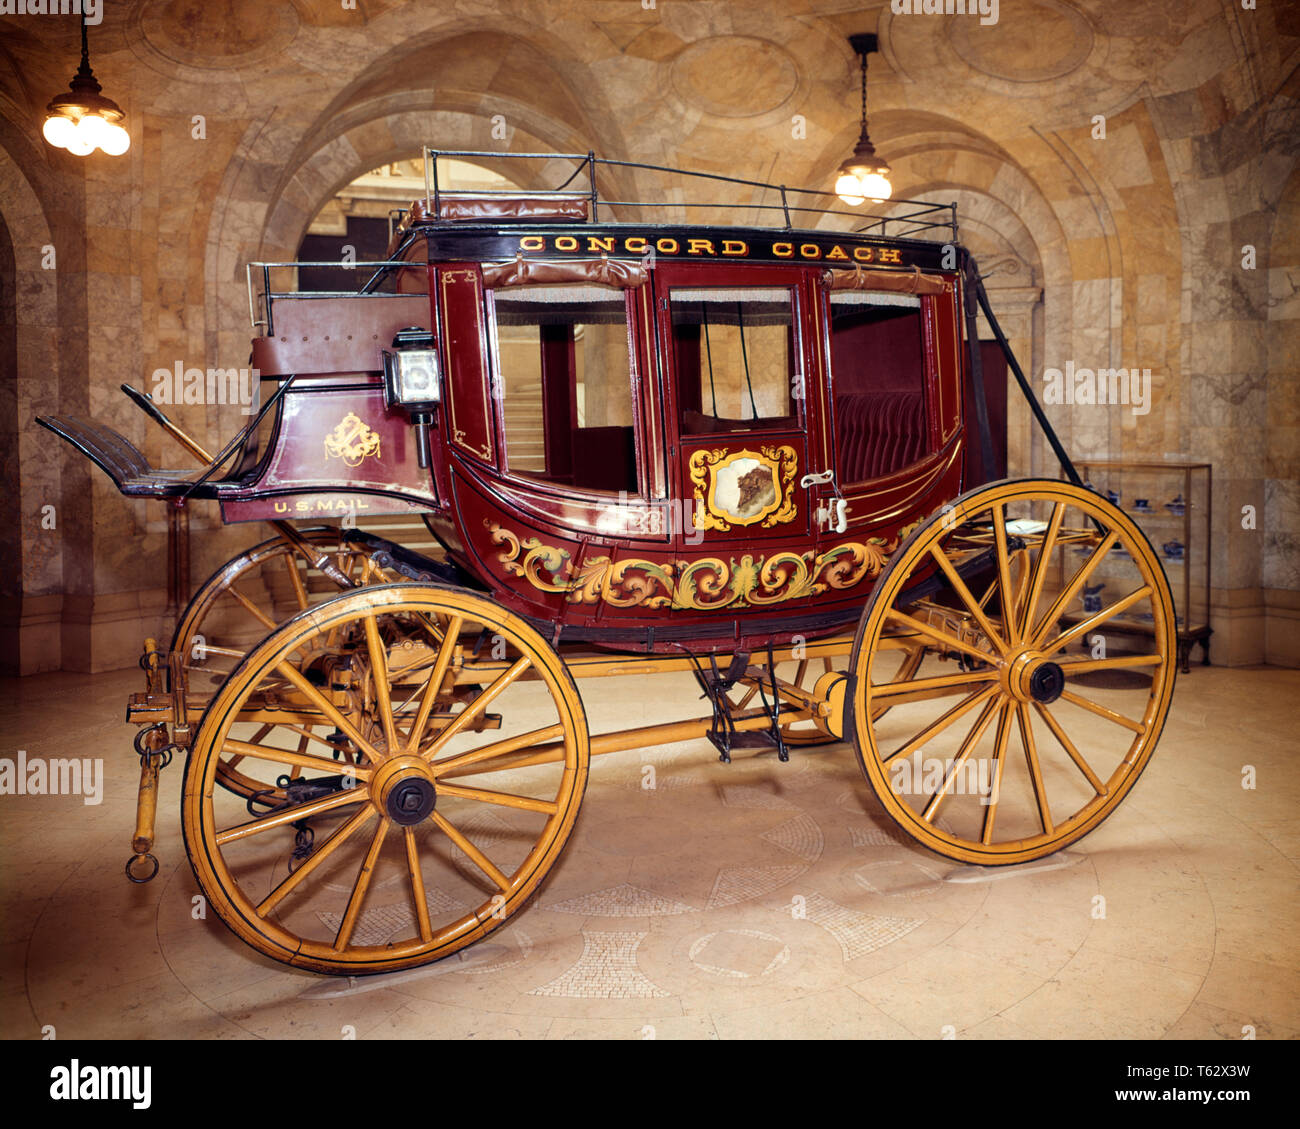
[{"x1": 860, "y1": 49, "x2": 868, "y2": 137}]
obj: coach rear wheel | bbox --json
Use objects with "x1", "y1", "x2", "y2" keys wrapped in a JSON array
[
  {"x1": 849, "y1": 479, "x2": 1176, "y2": 866},
  {"x1": 182, "y1": 583, "x2": 589, "y2": 975}
]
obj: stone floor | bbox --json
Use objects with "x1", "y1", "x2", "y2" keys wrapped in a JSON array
[{"x1": 1, "y1": 663, "x2": 1297, "y2": 1040}]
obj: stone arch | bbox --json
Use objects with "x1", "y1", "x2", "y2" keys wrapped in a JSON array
[{"x1": 201, "y1": 21, "x2": 637, "y2": 403}]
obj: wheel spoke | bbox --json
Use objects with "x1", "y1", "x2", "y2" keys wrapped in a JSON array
[
  {"x1": 435, "y1": 781, "x2": 559, "y2": 815},
  {"x1": 404, "y1": 826, "x2": 433, "y2": 943},
  {"x1": 1033, "y1": 702, "x2": 1107, "y2": 795},
  {"x1": 215, "y1": 784, "x2": 367, "y2": 846},
  {"x1": 919, "y1": 694, "x2": 1001, "y2": 823},
  {"x1": 1057, "y1": 688, "x2": 1146, "y2": 734},
  {"x1": 870, "y1": 668, "x2": 996, "y2": 699},
  {"x1": 221, "y1": 737, "x2": 372, "y2": 779},
  {"x1": 223, "y1": 723, "x2": 272, "y2": 774},
  {"x1": 870, "y1": 646, "x2": 925, "y2": 721},
  {"x1": 430, "y1": 810, "x2": 510, "y2": 892},
  {"x1": 926, "y1": 543, "x2": 1008, "y2": 655},
  {"x1": 257, "y1": 805, "x2": 375, "y2": 917},
  {"x1": 882, "y1": 683, "x2": 1000, "y2": 765},
  {"x1": 363, "y1": 613, "x2": 401, "y2": 754},
  {"x1": 333, "y1": 817, "x2": 390, "y2": 951},
  {"x1": 433, "y1": 723, "x2": 566, "y2": 778},
  {"x1": 284, "y1": 551, "x2": 310, "y2": 611},
  {"x1": 1057, "y1": 654, "x2": 1163, "y2": 675},
  {"x1": 886, "y1": 608, "x2": 993, "y2": 665},
  {"x1": 422, "y1": 656, "x2": 532, "y2": 761},
  {"x1": 1040, "y1": 585, "x2": 1153, "y2": 657},
  {"x1": 286, "y1": 733, "x2": 309, "y2": 781},
  {"x1": 271, "y1": 722, "x2": 355, "y2": 757},
  {"x1": 991, "y1": 506, "x2": 1019, "y2": 647},
  {"x1": 1031, "y1": 530, "x2": 1119, "y2": 645},
  {"x1": 404, "y1": 614, "x2": 463, "y2": 754},
  {"x1": 1019, "y1": 501, "x2": 1064, "y2": 639},
  {"x1": 226, "y1": 583, "x2": 278, "y2": 631},
  {"x1": 1016, "y1": 703, "x2": 1054, "y2": 835},
  {"x1": 979, "y1": 703, "x2": 1014, "y2": 844},
  {"x1": 275, "y1": 660, "x2": 384, "y2": 765}
]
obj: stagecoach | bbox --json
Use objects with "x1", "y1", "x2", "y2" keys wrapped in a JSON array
[{"x1": 39, "y1": 151, "x2": 1177, "y2": 975}]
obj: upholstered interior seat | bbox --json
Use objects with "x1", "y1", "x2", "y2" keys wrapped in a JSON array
[{"x1": 835, "y1": 391, "x2": 926, "y2": 482}]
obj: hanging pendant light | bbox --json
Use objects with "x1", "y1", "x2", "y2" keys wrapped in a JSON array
[
  {"x1": 43, "y1": 16, "x2": 130, "y2": 157},
  {"x1": 836, "y1": 33, "x2": 891, "y2": 205}
]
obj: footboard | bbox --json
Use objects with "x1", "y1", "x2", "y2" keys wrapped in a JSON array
[{"x1": 36, "y1": 415, "x2": 198, "y2": 498}]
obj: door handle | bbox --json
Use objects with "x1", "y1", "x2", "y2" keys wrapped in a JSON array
[
  {"x1": 813, "y1": 497, "x2": 847, "y2": 534},
  {"x1": 800, "y1": 470, "x2": 847, "y2": 532}
]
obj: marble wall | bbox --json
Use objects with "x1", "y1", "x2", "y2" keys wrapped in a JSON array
[{"x1": 0, "y1": 0, "x2": 1294, "y2": 671}]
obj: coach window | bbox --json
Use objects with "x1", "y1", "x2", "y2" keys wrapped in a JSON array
[
  {"x1": 672, "y1": 288, "x2": 798, "y2": 435},
  {"x1": 489, "y1": 284, "x2": 641, "y2": 495},
  {"x1": 827, "y1": 291, "x2": 931, "y2": 482}
]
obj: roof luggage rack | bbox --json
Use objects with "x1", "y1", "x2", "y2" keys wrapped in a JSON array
[{"x1": 386, "y1": 148, "x2": 959, "y2": 244}]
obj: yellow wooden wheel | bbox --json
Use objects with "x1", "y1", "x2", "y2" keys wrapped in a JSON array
[
  {"x1": 849, "y1": 479, "x2": 1177, "y2": 865},
  {"x1": 181, "y1": 583, "x2": 589, "y2": 975},
  {"x1": 172, "y1": 528, "x2": 396, "y2": 801}
]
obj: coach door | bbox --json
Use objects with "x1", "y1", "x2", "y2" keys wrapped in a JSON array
[{"x1": 655, "y1": 262, "x2": 822, "y2": 551}]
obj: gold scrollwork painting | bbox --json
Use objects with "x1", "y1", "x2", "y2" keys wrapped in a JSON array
[
  {"x1": 688, "y1": 445, "x2": 799, "y2": 531},
  {"x1": 323, "y1": 412, "x2": 382, "y2": 467},
  {"x1": 488, "y1": 522, "x2": 902, "y2": 612}
]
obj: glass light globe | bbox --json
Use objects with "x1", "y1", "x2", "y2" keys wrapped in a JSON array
[
  {"x1": 78, "y1": 114, "x2": 109, "y2": 150},
  {"x1": 65, "y1": 124, "x2": 95, "y2": 156},
  {"x1": 42, "y1": 114, "x2": 75, "y2": 149},
  {"x1": 100, "y1": 122, "x2": 130, "y2": 156},
  {"x1": 859, "y1": 171, "x2": 892, "y2": 201},
  {"x1": 835, "y1": 171, "x2": 865, "y2": 206}
]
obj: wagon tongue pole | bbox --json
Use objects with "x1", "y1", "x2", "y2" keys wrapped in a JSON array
[{"x1": 125, "y1": 717, "x2": 177, "y2": 884}]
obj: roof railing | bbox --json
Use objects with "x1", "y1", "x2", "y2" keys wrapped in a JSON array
[
  {"x1": 251, "y1": 152, "x2": 962, "y2": 331},
  {"x1": 246, "y1": 260, "x2": 424, "y2": 332},
  {"x1": 419, "y1": 147, "x2": 959, "y2": 244}
]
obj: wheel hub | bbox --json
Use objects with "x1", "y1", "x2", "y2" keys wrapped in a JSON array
[
  {"x1": 371, "y1": 755, "x2": 438, "y2": 825},
  {"x1": 1003, "y1": 647, "x2": 1065, "y2": 705},
  {"x1": 1028, "y1": 660, "x2": 1065, "y2": 704}
]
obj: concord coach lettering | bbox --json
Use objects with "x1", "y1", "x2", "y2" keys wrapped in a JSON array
[{"x1": 516, "y1": 234, "x2": 908, "y2": 266}]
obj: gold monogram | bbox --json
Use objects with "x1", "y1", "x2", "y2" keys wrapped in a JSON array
[{"x1": 324, "y1": 412, "x2": 382, "y2": 467}]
